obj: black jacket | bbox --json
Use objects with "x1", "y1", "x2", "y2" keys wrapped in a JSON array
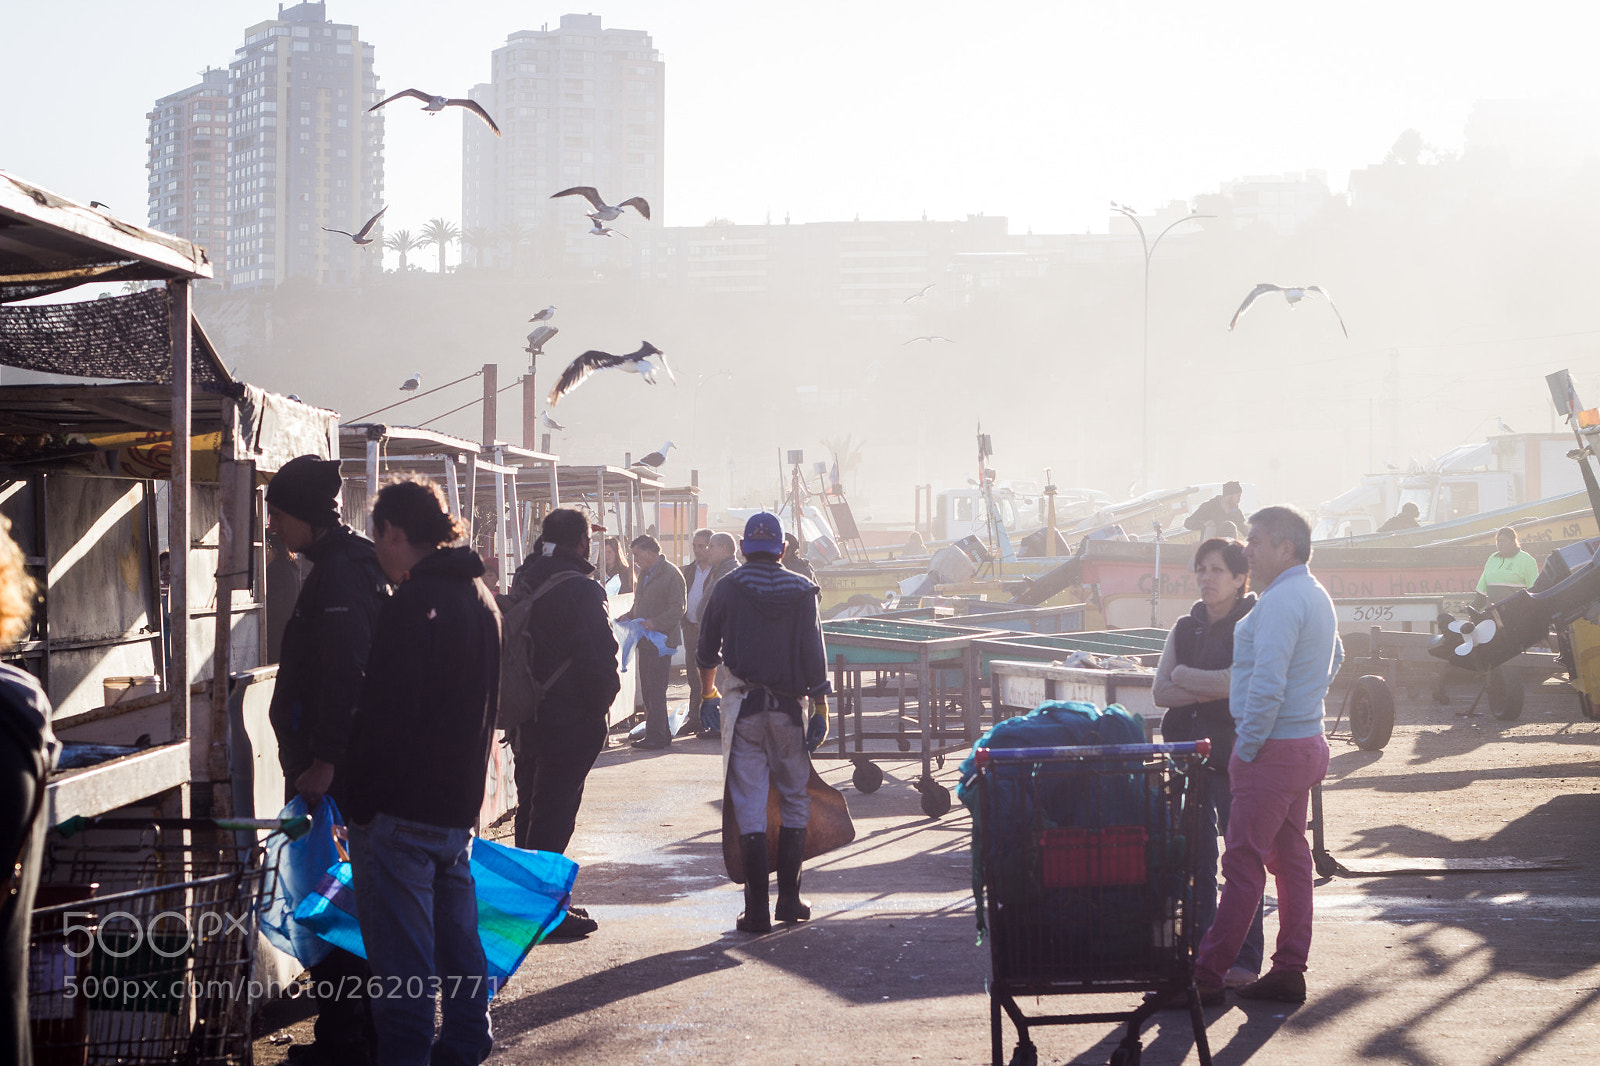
[
  {"x1": 1160, "y1": 594, "x2": 1255, "y2": 769},
  {"x1": 344, "y1": 547, "x2": 502, "y2": 829},
  {"x1": 268, "y1": 524, "x2": 390, "y2": 778},
  {"x1": 508, "y1": 547, "x2": 621, "y2": 715},
  {"x1": 697, "y1": 561, "x2": 830, "y2": 719}
]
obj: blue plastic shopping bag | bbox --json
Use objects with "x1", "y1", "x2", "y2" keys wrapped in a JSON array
[
  {"x1": 260, "y1": 796, "x2": 342, "y2": 967},
  {"x1": 293, "y1": 834, "x2": 578, "y2": 993}
]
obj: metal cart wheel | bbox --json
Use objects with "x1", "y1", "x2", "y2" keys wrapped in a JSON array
[
  {"x1": 1488, "y1": 667, "x2": 1524, "y2": 721},
  {"x1": 917, "y1": 776, "x2": 952, "y2": 818},
  {"x1": 1110, "y1": 1043, "x2": 1142, "y2": 1066},
  {"x1": 851, "y1": 757, "x2": 884, "y2": 794},
  {"x1": 1348, "y1": 675, "x2": 1395, "y2": 750}
]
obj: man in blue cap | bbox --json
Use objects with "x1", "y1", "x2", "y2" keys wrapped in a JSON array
[{"x1": 696, "y1": 512, "x2": 830, "y2": 933}]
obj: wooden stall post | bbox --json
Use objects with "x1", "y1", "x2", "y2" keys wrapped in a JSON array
[{"x1": 168, "y1": 280, "x2": 191, "y2": 757}]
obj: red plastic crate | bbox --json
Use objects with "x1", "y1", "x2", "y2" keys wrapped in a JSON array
[{"x1": 1039, "y1": 826, "x2": 1149, "y2": 887}]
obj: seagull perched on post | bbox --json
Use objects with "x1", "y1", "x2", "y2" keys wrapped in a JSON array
[
  {"x1": 368, "y1": 89, "x2": 501, "y2": 136},
  {"x1": 525, "y1": 325, "x2": 558, "y2": 355},
  {"x1": 551, "y1": 186, "x2": 651, "y2": 221},
  {"x1": 529, "y1": 305, "x2": 556, "y2": 323},
  {"x1": 903, "y1": 283, "x2": 935, "y2": 303},
  {"x1": 321, "y1": 205, "x2": 387, "y2": 245},
  {"x1": 548, "y1": 342, "x2": 675, "y2": 405},
  {"x1": 632, "y1": 442, "x2": 676, "y2": 471},
  {"x1": 1228, "y1": 283, "x2": 1348, "y2": 338},
  {"x1": 539, "y1": 410, "x2": 565, "y2": 432},
  {"x1": 1497, "y1": 417, "x2": 1517, "y2": 434},
  {"x1": 400, "y1": 372, "x2": 421, "y2": 391}
]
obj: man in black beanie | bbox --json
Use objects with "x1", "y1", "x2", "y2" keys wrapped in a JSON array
[{"x1": 265, "y1": 454, "x2": 390, "y2": 1065}]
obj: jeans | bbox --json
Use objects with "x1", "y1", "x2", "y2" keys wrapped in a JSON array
[
  {"x1": 1196, "y1": 734, "x2": 1330, "y2": 984},
  {"x1": 728, "y1": 706, "x2": 810, "y2": 834},
  {"x1": 1193, "y1": 771, "x2": 1266, "y2": 973},
  {"x1": 638, "y1": 643, "x2": 673, "y2": 745},
  {"x1": 348, "y1": 813, "x2": 492, "y2": 1066},
  {"x1": 512, "y1": 713, "x2": 607, "y2": 853}
]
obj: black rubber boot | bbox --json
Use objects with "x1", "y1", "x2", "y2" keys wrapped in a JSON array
[
  {"x1": 774, "y1": 826, "x2": 811, "y2": 923},
  {"x1": 736, "y1": 832, "x2": 771, "y2": 934}
]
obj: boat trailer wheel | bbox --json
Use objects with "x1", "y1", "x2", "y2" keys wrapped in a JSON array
[
  {"x1": 851, "y1": 757, "x2": 884, "y2": 794},
  {"x1": 1348, "y1": 675, "x2": 1396, "y2": 750}
]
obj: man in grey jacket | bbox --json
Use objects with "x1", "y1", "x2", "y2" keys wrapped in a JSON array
[{"x1": 619, "y1": 534, "x2": 685, "y2": 750}]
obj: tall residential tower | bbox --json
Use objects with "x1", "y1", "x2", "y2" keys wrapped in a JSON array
[
  {"x1": 145, "y1": 68, "x2": 231, "y2": 272},
  {"x1": 463, "y1": 13, "x2": 663, "y2": 274},
  {"x1": 223, "y1": 1, "x2": 384, "y2": 290}
]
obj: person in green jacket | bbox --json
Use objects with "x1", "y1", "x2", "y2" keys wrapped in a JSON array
[{"x1": 1477, "y1": 527, "x2": 1540, "y2": 603}]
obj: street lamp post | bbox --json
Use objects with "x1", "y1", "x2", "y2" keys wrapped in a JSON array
[{"x1": 1111, "y1": 203, "x2": 1213, "y2": 493}]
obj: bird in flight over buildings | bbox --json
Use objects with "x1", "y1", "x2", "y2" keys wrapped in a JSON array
[
  {"x1": 551, "y1": 186, "x2": 651, "y2": 221},
  {"x1": 539, "y1": 410, "x2": 566, "y2": 432},
  {"x1": 369, "y1": 89, "x2": 501, "y2": 136},
  {"x1": 321, "y1": 205, "x2": 387, "y2": 245},
  {"x1": 529, "y1": 305, "x2": 556, "y2": 323},
  {"x1": 548, "y1": 342, "x2": 676, "y2": 405},
  {"x1": 586, "y1": 218, "x2": 629, "y2": 239},
  {"x1": 525, "y1": 325, "x2": 559, "y2": 355},
  {"x1": 400, "y1": 372, "x2": 421, "y2": 391},
  {"x1": 632, "y1": 442, "x2": 676, "y2": 470},
  {"x1": 902, "y1": 335, "x2": 955, "y2": 345},
  {"x1": 903, "y1": 283, "x2": 935, "y2": 303},
  {"x1": 1228, "y1": 284, "x2": 1348, "y2": 338}
]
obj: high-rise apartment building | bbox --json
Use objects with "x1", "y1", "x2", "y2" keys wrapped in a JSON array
[
  {"x1": 463, "y1": 13, "x2": 663, "y2": 273},
  {"x1": 223, "y1": 1, "x2": 384, "y2": 290},
  {"x1": 145, "y1": 68, "x2": 231, "y2": 271}
]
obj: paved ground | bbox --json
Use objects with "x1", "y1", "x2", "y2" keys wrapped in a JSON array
[{"x1": 259, "y1": 672, "x2": 1600, "y2": 1065}]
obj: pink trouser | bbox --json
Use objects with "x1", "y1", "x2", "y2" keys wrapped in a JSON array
[{"x1": 1195, "y1": 734, "x2": 1330, "y2": 983}]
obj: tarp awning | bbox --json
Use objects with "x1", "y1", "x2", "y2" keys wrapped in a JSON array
[{"x1": 0, "y1": 289, "x2": 231, "y2": 385}]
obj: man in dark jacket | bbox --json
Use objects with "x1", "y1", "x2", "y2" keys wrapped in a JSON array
[
  {"x1": 265, "y1": 454, "x2": 389, "y2": 1065},
  {"x1": 345, "y1": 476, "x2": 501, "y2": 1066},
  {"x1": 697, "y1": 512, "x2": 831, "y2": 933},
  {"x1": 619, "y1": 533, "x2": 685, "y2": 750},
  {"x1": 1185, "y1": 481, "x2": 1246, "y2": 537},
  {"x1": 505, "y1": 508, "x2": 620, "y2": 937}
]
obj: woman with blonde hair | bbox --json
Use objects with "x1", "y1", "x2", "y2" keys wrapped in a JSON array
[{"x1": 0, "y1": 515, "x2": 56, "y2": 1063}]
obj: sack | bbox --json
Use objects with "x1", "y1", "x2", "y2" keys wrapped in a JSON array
[
  {"x1": 498, "y1": 569, "x2": 585, "y2": 731},
  {"x1": 260, "y1": 796, "x2": 341, "y2": 966},
  {"x1": 721, "y1": 766, "x2": 856, "y2": 883},
  {"x1": 294, "y1": 833, "x2": 579, "y2": 994}
]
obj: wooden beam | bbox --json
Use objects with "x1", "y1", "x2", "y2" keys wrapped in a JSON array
[{"x1": 77, "y1": 397, "x2": 171, "y2": 432}]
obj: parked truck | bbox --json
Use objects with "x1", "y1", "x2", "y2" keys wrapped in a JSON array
[{"x1": 1313, "y1": 432, "x2": 1589, "y2": 540}]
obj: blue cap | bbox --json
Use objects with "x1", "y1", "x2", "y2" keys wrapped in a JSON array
[{"x1": 741, "y1": 512, "x2": 785, "y2": 556}]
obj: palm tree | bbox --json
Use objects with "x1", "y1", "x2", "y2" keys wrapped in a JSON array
[
  {"x1": 459, "y1": 226, "x2": 493, "y2": 269},
  {"x1": 418, "y1": 217, "x2": 460, "y2": 274},
  {"x1": 495, "y1": 221, "x2": 532, "y2": 272},
  {"x1": 383, "y1": 229, "x2": 423, "y2": 272}
]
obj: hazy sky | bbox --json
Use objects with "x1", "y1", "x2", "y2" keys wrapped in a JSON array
[{"x1": 7, "y1": 1, "x2": 1600, "y2": 242}]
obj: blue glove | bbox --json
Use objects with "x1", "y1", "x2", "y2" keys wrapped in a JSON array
[{"x1": 805, "y1": 696, "x2": 829, "y2": 752}]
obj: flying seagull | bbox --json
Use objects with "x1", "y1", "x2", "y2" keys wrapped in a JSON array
[
  {"x1": 903, "y1": 283, "x2": 935, "y2": 303},
  {"x1": 1228, "y1": 284, "x2": 1348, "y2": 338},
  {"x1": 539, "y1": 410, "x2": 566, "y2": 432},
  {"x1": 525, "y1": 324, "x2": 558, "y2": 355},
  {"x1": 548, "y1": 341, "x2": 676, "y2": 405},
  {"x1": 632, "y1": 441, "x2": 676, "y2": 470},
  {"x1": 321, "y1": 205, "x2": 387, "y2": 245},
  {"x1": 551, "y1": 186, "x2": 651, "y2": 221},
  {"x1": 902, "y1": 335, "x2": 955, "y2": 345},
  {"x1": 400, "y1": 372, "x2": 421, "y2": 391},
  {"x1": 529, "y1": 305, "x2": 556, "y2": 323},
  {"x1": 587, "y1": 217, "x2": 628, "y2": 238},
  {"x1": 368, "y1": 89, "x2": 501, "y2": 137}
]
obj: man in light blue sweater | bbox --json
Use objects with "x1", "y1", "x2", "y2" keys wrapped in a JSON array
[{"x1": 1193, "y1": 505, "x2": 1342, "y2": 1006}]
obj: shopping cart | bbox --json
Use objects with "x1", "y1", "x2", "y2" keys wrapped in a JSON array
[
  {"x1": 28, "y1": 823, "x2": 278, "y2": 1066},
  {"x1": 969, "y1": 740, "x2": 1213, "y2": 1066}
]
